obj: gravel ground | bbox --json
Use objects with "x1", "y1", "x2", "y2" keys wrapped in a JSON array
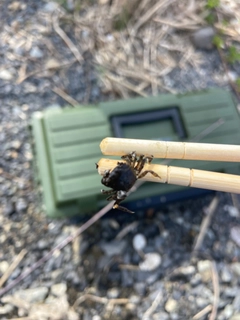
[{"x1": 0, "y1": 1, "x2": 240, "y2": 320}]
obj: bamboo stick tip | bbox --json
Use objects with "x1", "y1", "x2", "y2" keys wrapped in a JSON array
[{"x1": 100, "y1": 137, "x2": 111, "y2": 154}]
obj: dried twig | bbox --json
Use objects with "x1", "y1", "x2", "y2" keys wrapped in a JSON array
[
  {"x1": 118, "y1": 264, "x2": 139, "y2": 271},
  {"x1": 52, "y1": 13, "x2": 83, "y2": 63},
  {"x1": 52, "y1": 86, "x2": 79, "y2": 106},
  {"x1": 73, "y1": 293, "x2": 128, "y2": 309},
  {"x1": 231, "y1": 193, "x2": 240, "y2": 216},
  {"x1": 193, "y1": 304, "x2": 212, "y2": 319},
  {"x1": 209, "y1": 261, "x2": 220, "y2": 320},
  {"x1": 8, "y1": 318, "x2": 34, "y2": 320},
  {"x1": 143, "y1": 291, "x2": 163, "y2": 319},
  {"x1": 217, "y1": 47, "x2": 240, "y2": 101},
  {"x1": 106, "y1": 74, "x2": 148, "y2": 97},
  {"x1": 193, "y1": 197, "x2": 219, "y2": 252},
  {"x1": 154, "y1": 18, "x2": 201, "y2": 30},
  {"x1": 0, "y1": 249, "x2": 27, "y2": 288},
  {"x1": 16, "y1": 59, "x2": 76, "y2": 84},
  {"x1": 115, "y1": 221, "x2": 139, "y2": 240},
  {"x1": 132, "y1": 0, "x2": 175, "y2": 33},
  {"x1": 0, "y1": 202, "x2": 113, "y2": 297}
]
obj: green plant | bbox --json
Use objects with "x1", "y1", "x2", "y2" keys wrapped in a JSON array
[
  {"x1": 227, "y1": 46, "x2": 240, "y2": 64},
  {"x1": 236, "y1": 78, "x2": 240, "y2": 92},
  {"x1": 113, "y1": 7, "x2": 131, "y2": 31},
  {"x1": 212, "y1": 35, "x2": 224, "y2": 49},
  {"x1": 206, "y1": 0, "x2": 220, "y2": 9},
  {"x1": 205, "y1": 12, "x2": 216, "y2": 25},
  {"x1": 205, "y1": 0, "x2": 220, "y2": 24}
]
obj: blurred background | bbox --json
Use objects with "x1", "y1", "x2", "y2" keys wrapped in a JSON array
[{"x1": 0, "y1": 0, "x2": 240, "y2": 319}]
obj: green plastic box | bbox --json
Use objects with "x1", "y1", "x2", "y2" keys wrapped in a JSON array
[{"x1": 31, "y1": 88, "x2": 240, "y2": 217}]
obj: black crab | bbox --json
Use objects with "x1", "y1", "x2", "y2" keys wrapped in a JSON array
[{"x1": 100, "y1": 151, "x2": 160, "y2": 213}]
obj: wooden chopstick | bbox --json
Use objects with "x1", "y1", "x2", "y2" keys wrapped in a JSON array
[
  {"x1": 97, "y1": 159, "x2": 240, "y2": 194},
  {"x1": 100, "y1": 138, "x2": 240, "y2": 162}
]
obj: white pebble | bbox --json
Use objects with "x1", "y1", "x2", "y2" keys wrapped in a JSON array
[
  {"x1": 197, "y1": 260, "x2": 212, "y2": 282},
  {"x1": 51, "y1": 283, "x2": 67, "y2": 297},
  {"x1": 0, "y1": 70, "x2": 13, "y2": 81},
  {"x1": 132, "y1": 234, "x2": 147, "y2": 251},
  {"x1": 0, "y1": 261, "x2": 9, "y2": 274},
  {"x1": 139, "y1": 252, "x2": 161, "y2": 271},
  {"x1": 165, "y1": 298, "x2": 178, "y2": 313}
]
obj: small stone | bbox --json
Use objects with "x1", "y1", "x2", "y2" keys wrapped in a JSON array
[
  {"x1": 43, "y1": 1, "x2": 59, "y2": 12},
  {"x1": 139, "y1": 253, "x2": 161, "y2": 271},
  {"x1": 107, "y1": 287, "x2": 120, "y2": 299},
  {"x1": 192, "y1": 27, "x2": 216, "y2": 50},
  {"x1": 15, "y1": 287, "x2": 48, "y2": 303},
  {"x1": 11, "y1": 140, "x2": 21, "y2": 150},
  {"x1": 126, "y1": 303, "x2": 135, "y2": 312},
  {"x1": 9, "y1": 150, "x2": 18, "y2": 159},
  {"x1": 134, "y1": 282, "x2": 146, "y2": 296},
  {"x1": 132, "y1": 234, "x2": 147, "y2": 251},
  {"x1": 223, "y1": 71, "x2": 238, "y2": 83},
  {"x1": 223, "y1": 305, "x2": 234, "y2": 319},
  {"x1": 190, "y1": 273, "x2": 202, "y2": 287},
  {"x1": 0, "y1": 304, "x2": 15, "y2": 315},
  {"x1": 175, "y1": 217, "x2": 184, "y2": 225},
  {"x1": 196, "y1": 297, "x2": 209, "y2": 308},
  {"x1": 146, "y1": 272, "x2": 160, "y2": 285},
  {"x1": 3, "y1": 202, "x2": 14, "y2": 216},
  {"x1": 65, "y1": 270, "x2": 81, "y2": 286},
  {"x1": 51, "y1": 269, "x2": 64, "y2": 282},
  {"x1": 67, "y1": 309, "x2": 79, "y2": 320},
  {"x1": 153, "y1": 312, "x2": 169, "y2": 320},
  {"x1": 21, "y1": 104, "x2": 29, "y2": 111},
  {"x1": 9, "y1": 267, "x2": 21, "y2": 280},
  {"x1": 8, "y1": 1, "x2": 21, "y2": 11},
  {"x1": 14, "y1": 46, "x2": 25, "y2": 56},
  {"x1": 51, "y1": 283, "x2": 67, "y2": 297},
  {"x1": 129, "y1": 294, "x2": 141, "y2": 304},
  {"x1": 15, "y1": 198, "x2": 27, "y2": 212},
  {"x1": 223, "y1": 286, "x2": 240, "y2": 298},
  {"x1": 37, "y1": 239, "x2": 49, "y2": 250},
  {"x1": 197, "y1": 260, "x2": 212, "y2": 282},
  {"x1": 165, "y1": 298, "x2": 178, "y2": 313},
  {"x1": 0, "y1": 69, "x2": 13, "y2": 81},
  {"x1": 221, "y1": 265, "x2": 232, "y2": 283},
  {"x1": 175, "y1": 265, "x2": 196, "y2": 276},
  {"x1": 100, "y1": 240, "x2": 127, "y2": 257},
  {"x1": 0, "y1": 261, "x2": 9, "y2": 274},
  {"x1": 23, "y1": 82, "x2": 37, "y2": 93},
  {"x1": 98, "y1": 0, "x2": 110, "y2": 4},
  {"x1": 45, "y1": 58, "x2": 60, "y2": 70},
  {"x1": 30, "y1": 46, "x2": 43, "y2": 59},
  {"x1": 231, "y1": 262, "x2": 240, "y2": 277},
  {"x1": 92, "y1": 316, "x2": 102, "y2": 320},
  {"x1": 224, "y1": 205, "x2": 239, "y2": 217},
  {"x1": 233, "y1": 295, "x2": 240, "y2": 312},
  {"x1": 230, "y1": 226, "x2": 240, "y2": 247},
  {"x1": 66, "y1": 0, "x2": 75, "y2": 11},
  {"x1": 0, "y1": 234, "x2": 7, "y2": 244}
]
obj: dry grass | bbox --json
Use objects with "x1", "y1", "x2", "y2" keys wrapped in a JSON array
[
  {"x1": 1, "y1": 0, "x2": 240, "y2": 98},
  {"x1": 67, "y1": 0, "x2": 240, "y2": 97},
  {"x1": 71, "y1": 0, "x2": 207, "y2": 96}
]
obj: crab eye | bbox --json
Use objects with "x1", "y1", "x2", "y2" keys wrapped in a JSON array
[{"x1": 117, "y1": 190, "x2": 127, "y2": 200}]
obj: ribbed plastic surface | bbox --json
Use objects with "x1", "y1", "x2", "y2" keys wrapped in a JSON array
[{"x1": 31, "y1": 89, "x2": 240, "y2": 217}]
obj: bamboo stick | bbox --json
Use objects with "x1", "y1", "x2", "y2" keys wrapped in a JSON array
[
  {"x1": 100, "y1": 138, "x2": 240, "y2": 162},
  {"x1": 97, "y1": 159, "x2": 240, "y2": 194}
]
